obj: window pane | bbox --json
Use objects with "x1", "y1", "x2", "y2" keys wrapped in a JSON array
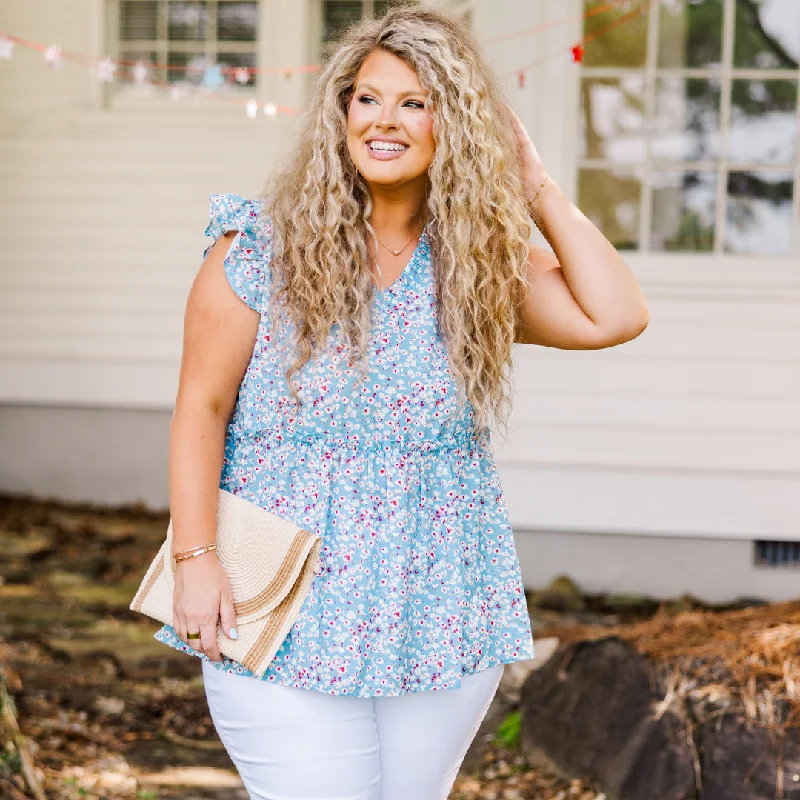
[
  {"x1": 651, "y1": 171, "x2": 716, "y2": 251},
  {"x1": 580, "y1": 77, "x2": 646, "y2": 162},
  {"x1": 583, "y1": 0, "x2": 650, "y2": 68},
  {"x1": 217, "y1": 2, "x2": 258, "y2": 42},
  {"x1": 374, "y1": 0, "x2": 410, "y2": 18},
  {"x1": 725, "y1": 171, "x2": 794, "y2": 254},
  {"x1": 729, "y1": 79, "x2": 798, "y2": 164},
  {"x1": 734, "y1": 0, "x2": 800, "y2": 69},
  {"x1": 658, "y1": 0, "x2": 724, "y2": 68},
  {"x1": 168, "y1": 2, "x2": 209, "y2": 41},
  {"x1": 578, "y1": 169, "x2": 642, "y2": 250},
  {"x1": 120, "y1": 50, "x2": 162, "y2": 84},
  {"x1": 167, "y1": 51, "x2": 209, "y2": 84},
  {"x1": 652, "y1": 77, "x2": 722, "y2": 161},
  {"x1": 218, "y1": 52, "x2": 257, "y2": 86},
  {"x1": 324, "y1": 1, "x2": 364, "y2": 43},
  {"x1": 120, "y1": 1, "x2": 159, "y2": 40}
]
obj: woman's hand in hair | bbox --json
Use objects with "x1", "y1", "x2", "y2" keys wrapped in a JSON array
[{"x1": 508, "y1": 109, "x2": 549, "y2": 197}]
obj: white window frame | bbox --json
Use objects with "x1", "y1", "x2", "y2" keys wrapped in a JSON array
[
  {"x1": 577, "y1": 0, "x2": 800, "y2": 259},
  {"x1": 102, "y1": 0, "x2": 263, "y2": 109}
]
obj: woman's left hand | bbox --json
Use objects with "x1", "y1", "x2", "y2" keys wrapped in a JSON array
[{"x1": 508, "y1": 109, "x2": 549, "y2": 199}]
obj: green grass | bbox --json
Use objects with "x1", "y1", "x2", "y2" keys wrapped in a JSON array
[{"x1": 495, "y1": 710, "x2": 522, "y2": 748}]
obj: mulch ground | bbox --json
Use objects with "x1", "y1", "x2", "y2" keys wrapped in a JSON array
[{"x1": 8, "y1": 491, "x2": 796, "y2": 798}]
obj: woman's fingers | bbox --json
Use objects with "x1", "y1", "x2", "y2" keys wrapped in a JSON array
[
  {"x1": 176, "y1": 606, "x2": 224, "y2": 661},
  {"x1": 200, "y1": 620, "x2": 222, "y2": 662},
  {"x1": 173, "y1": 613, "x2": 188, "y2": 646},
  {"x1": 176, "y1": 612, "x2": 206, "y2": 653}
]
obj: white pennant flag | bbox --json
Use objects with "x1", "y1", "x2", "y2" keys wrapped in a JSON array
[
  {"x1": 0, "y1": 37, "x2": 14, "y2": 61},
  {"x1": 96, "y1": 55, "x2": 116, "y2": 82},
  {"x1": 133, "y1": 60, "x2": 150, "y2": 86},
  {"x1": 44, "y1": 45, "x2": 62, "y2": 69}
]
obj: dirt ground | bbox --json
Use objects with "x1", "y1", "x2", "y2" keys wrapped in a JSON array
[{"x1": 0, "y1": 493, "x2": 607, "y2": 800}]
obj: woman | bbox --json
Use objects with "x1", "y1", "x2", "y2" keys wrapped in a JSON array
[{"x1": 154, "y1": 6, "x2": 648, "y2": 799}]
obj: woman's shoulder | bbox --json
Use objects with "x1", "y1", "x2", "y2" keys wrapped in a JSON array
[
  {"x1": 204, "y1": 192, "x2": 273, "y2": 313},
  {"x1": 205, "y1": 192, "x2": 273, "y2": 259}
]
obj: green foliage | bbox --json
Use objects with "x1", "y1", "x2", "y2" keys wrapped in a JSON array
[
  {"x1": 665, "y1": 209, "x2": 715, "y2": 252},
  {"x1": 495, "y1": 710, "x2": 522, "y2": 749},
  {"x1": 583, "y1": 0, "x2": 649, "y2": 67},
  {"x1": 62, "y1": 777, "x2": 90, "y2": 796},
  {"x1": 659, "y1": 0, "x2": 724, "y2": 68},
  {"x1": 1, "y1": 747, "x2": 22, "y2": 775}
]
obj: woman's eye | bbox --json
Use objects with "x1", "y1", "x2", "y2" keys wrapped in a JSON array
[{"x1": 356, "y1": 96, "x2": 424, "y2": 108}]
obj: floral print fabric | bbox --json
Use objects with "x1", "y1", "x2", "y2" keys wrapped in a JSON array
[{"x1": 153, "y1": 192, "x2": 536, "y2": 697}]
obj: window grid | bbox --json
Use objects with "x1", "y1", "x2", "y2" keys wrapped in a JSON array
[
  {"x1": 794, "y1": 41, "x2": 800, "y2": 255},
  {"x1": 580, "y1": 0, "x2": 800, "y2": 256},
  {"x1": 639, "y1": 0, "x2": 659, "y2": 252},
  {"x1": 317, "y1": 0, "x2": 413, "y2": 60},
  {"x1": 112, "y1": 0, "x2": 259, "y2": 93},
  {"x1": 714, "y1": 0, "x2": 736, "y2": 256}
]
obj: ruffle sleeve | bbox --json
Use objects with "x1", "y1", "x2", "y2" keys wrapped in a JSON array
[{"x1": 204, "y1": 192, "x2": 272, "y2": 313}]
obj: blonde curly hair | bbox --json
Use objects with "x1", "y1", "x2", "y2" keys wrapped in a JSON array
[{"x1": 260, "y1": 4, "x2": 532, "y2": 434}]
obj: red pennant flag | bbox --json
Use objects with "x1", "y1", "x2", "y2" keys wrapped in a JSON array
[{"x1": 571, "y1": 44, "x2": 585, "y2": 64}]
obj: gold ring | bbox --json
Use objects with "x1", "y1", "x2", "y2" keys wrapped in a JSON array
[{"x1": 186, "y1": 631, "x2": 201, "y2": 640}]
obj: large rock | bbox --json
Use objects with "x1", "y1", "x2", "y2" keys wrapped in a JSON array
[
  {"x1": 497, "y1": 638, "x2": 560, "y2": 705},
  {"x1": 519, "y1": 636, "x2": 697, "y2": 800},
  {"x1": 700, "y1": 717, "x2": 800, "y2": 799}
]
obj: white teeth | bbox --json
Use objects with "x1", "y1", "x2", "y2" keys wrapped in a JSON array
[{"x1": 368, "y1": 141, "x2": 407, "y2": 152}]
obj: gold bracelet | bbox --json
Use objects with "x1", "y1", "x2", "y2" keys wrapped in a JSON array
[
  {"x1": 526, "y1": 174, "x2": 551, "y2": 220},
  {"x1": 174, "y1": 543, "x2": 217, "y2": 563},
  {"x1": 174, "y1": 542, "x2": 216, "y2": 558}
]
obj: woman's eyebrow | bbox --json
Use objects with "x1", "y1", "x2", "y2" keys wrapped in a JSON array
[{"x1": 355, "y1": 83, "x2": 427, "y2": 98}]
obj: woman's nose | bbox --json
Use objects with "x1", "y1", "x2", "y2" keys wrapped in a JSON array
[{"x1": 376, "y1": 102, "x2": 399, "y2": 127}]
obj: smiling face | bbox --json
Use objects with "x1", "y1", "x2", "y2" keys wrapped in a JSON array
[{"x1": 346, "y1": 48, "x2": 435, "y2": 191}]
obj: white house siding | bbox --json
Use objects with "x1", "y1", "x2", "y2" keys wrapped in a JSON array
[
  {"x1": 480, "y1": 0, "x2": 800, "y2": 600},
  {"x1": 1, "y1": 0, "x2": 799, "y2": 601},
  {"x1": 0, "y1": 0, "x2": 308, "y2": 409},
  {"x1": 0, "y1": 0, "x2": 305, "y2": 502}
]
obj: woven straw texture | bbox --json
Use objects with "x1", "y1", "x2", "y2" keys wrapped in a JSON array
[{"x1": 130, "y1": 488, "x2": 322, "y2": 677}]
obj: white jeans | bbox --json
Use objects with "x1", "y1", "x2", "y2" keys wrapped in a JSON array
[{"x1": 201, "y1": 660, "x2": 504, "y2": 800}]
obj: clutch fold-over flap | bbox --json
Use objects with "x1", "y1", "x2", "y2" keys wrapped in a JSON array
[{"x1": 164, "y1": 488, "x2": 322, "y2": 625}]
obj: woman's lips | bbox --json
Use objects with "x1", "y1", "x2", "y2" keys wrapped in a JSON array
[{"x1": 365, "y1": 141, "x2": 409, "y2": 161}]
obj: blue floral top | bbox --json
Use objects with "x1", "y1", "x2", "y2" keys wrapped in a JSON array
[{"x1": 153, "y1": 193, "x2": 536, "y2": 697}]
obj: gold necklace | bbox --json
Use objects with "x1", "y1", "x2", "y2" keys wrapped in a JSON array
[{"x1": 374, "y1": 220, "x2": 425, "y2": 257}]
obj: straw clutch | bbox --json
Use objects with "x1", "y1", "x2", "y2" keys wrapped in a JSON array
[{"x1": 130, "y1": 488, "x2": 323, "y2": 678}]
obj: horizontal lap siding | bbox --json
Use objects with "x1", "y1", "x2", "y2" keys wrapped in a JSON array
[
  {"x1": 501, "y1": 288, "x2": 800, "y2": 539},
  {"x1": 0, "y1": 117, "x2": 290, "y2": 400}
]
